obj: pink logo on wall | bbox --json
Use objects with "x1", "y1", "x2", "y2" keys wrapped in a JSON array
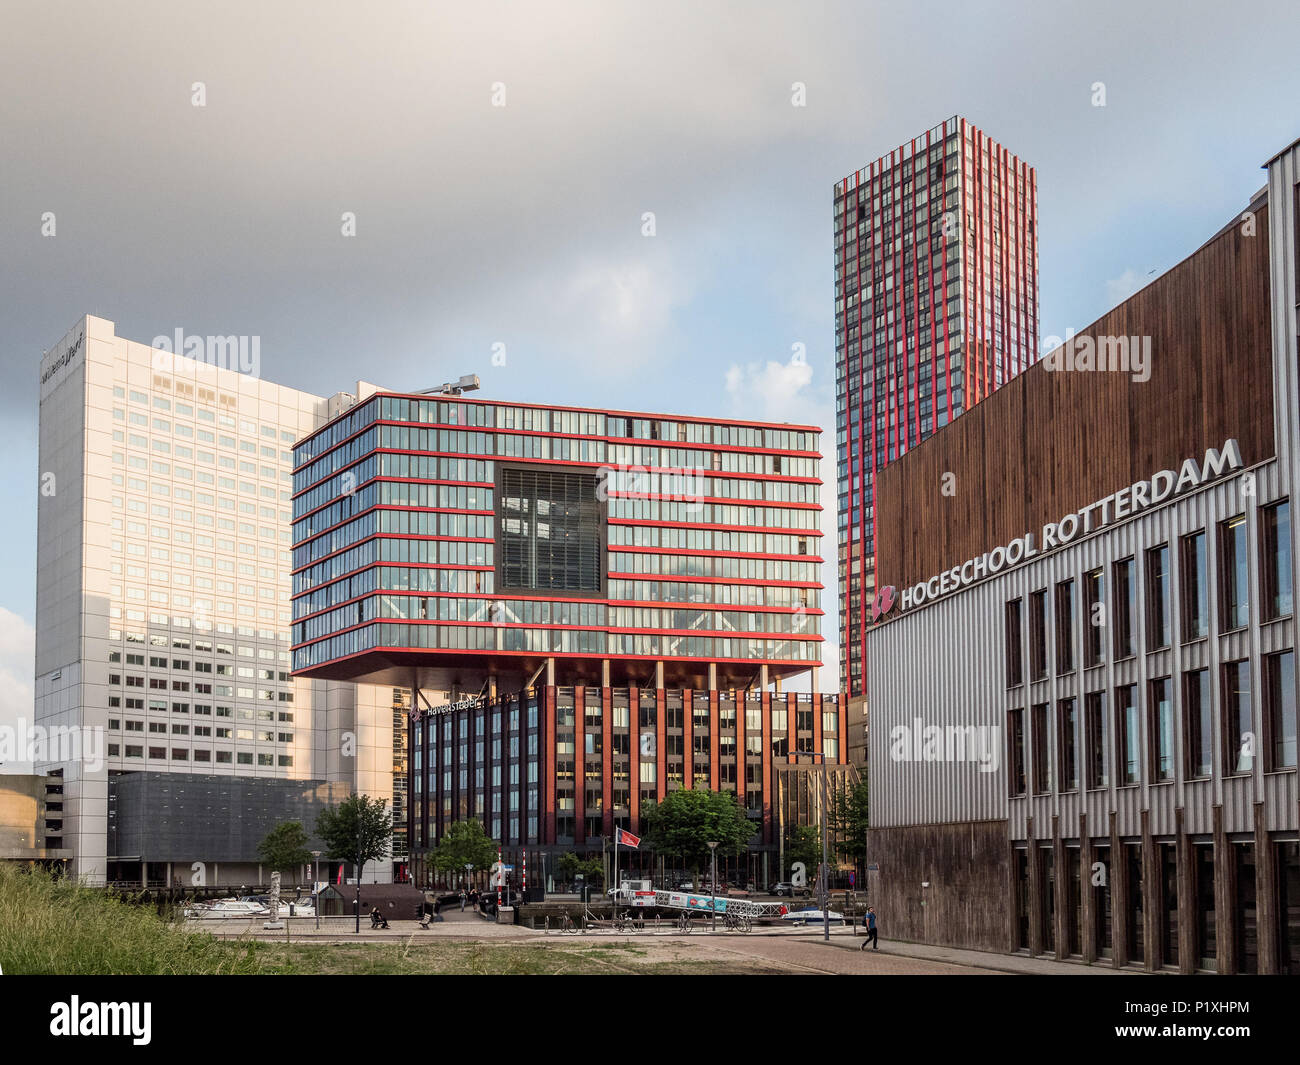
[{"x1": 870, "y1": 585, "x2": 897, "y2": 623}]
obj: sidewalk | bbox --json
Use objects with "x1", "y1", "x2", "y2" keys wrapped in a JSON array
[{"x1": 829, "y1": 936, "x2": 1142, "y2": 975}]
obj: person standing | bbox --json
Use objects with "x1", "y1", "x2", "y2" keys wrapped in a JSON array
[
  {"x1": 460, "y1": 889, "x2": 467, "y2": 912},
  {"x1": 860, "y1": 907, "x2": 878, "y2": 950}
]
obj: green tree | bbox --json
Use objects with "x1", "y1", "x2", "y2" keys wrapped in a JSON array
[
  {"x1": 429, "y1": 819, "x2": 497, "y2": 880},
  {"x1": 830, "y1": 779, "x2": 870, "y2": 865},
  {"x1": 315, "y1": 794, "x2": 393, "y2": 933},
  {"x1": 785, "y1": 824, "x2": 823, "y2": 882},
  {"x1": 641, "y1": 789, "x2": 753, "y2": 883},
  {"x1": 256, "y1": 820, "x2": 312, "y2": 885},
  {"x1": 555, "y1": 853, "x2": 603, "y2": 896}
]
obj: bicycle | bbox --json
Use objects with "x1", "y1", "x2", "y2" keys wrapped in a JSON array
[
  {"x1": 560, "y1": 912, "x2": 580, "y2": 935},
  {"x1": 722, "y1": 911, "x2": 752, "y2": 933},
  {"x1": 677, "y1": 911, "x2": 694, "y2": 934}
]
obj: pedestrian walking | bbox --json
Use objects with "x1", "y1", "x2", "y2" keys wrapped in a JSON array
[
  {"x1": 460, "y1": 889, "x2": 467, "y2": 912},
  {"x1": 860, "y1": 906, "x2": 878, "y2": 950}
]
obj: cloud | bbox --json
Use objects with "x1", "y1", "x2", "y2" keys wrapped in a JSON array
[
  {"x1": 0, "y1": 607, "x2": 35, "y2": 774},
  {"x1": 724, "y1": 357, "x2": 837, "y2": 692},
  {"x1": 724, "y1": 357, "x2": 817, "y2": 425},
  {"x1": 1104, "y1": 267, "x2": 1146, "y2": 308}
]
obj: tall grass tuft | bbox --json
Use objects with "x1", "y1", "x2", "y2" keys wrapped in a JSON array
[{"x1": 0, "y1": 865, "x2": 268, "y2": 974}]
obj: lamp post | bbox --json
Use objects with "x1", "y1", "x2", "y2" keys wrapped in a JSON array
[
  {"x1": 311, "y1": 850, "x2": 321, "y2": 930},
  {"x1": 707, "y1": 841, "x2": 720, "y2": 933},
  {"x1": 795, "y1": 750, "x2": 832, "y2": 943}
]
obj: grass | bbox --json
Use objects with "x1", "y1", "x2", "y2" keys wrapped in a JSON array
[
  {"x1": 0, "y1": 867, "x2": 786, "y2": 974},
  {"x1": 0, "y1": 864, "x2": 267, "y2": 974},
  {"x1": 251, "y1": 941, "x2": 784, "y2": 975}
]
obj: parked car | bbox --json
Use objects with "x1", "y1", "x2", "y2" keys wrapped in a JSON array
[
  {"x1": 768, "y1": 882, "x2": 796, "y2": 897},
  {"x1": 675, "y1": 880, "x2": 695, "y2": 892}
]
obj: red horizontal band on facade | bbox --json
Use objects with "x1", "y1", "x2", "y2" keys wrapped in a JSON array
[
  {"x1": 291, "y1": 517, "x2": 494, "y2": 569},
  {"x1": 294, "y1": 393, "x2": 821, "y2": 456},
  {"x1": 295, "y1": 421, "x2": 820, "y2": 482},
  {"x1": 294, "y1": 471, "x2": 495, "y2": 510},
  {"x1": 607, "y1": 518, "x2": 824, "y2": 537},
  {"x1": 607, "y1": 572, "x2": 823, "y2": 589},
  {"x1": 293, "y1": 444, "x2": 819, "y2": 500},
  {"x1": 606, "y1": 493, "x2": 821, "y2": 509},
  {"x1": 293, "y1": 642, "x2": 823, "y2": 674},
  {"x1": 293, "y1": 502, "x2": 496, "y2": 547},
  {"x1": 607, "y1": 545, "x2": 822, "y2": 563},
  {"x1": 293, "y1": 563, "x2": 824, "y2": 607},
  {"x1": 296, "y1": 613, "x2": 825, "y2": 641},
  {"x1": 604, "y1": 599, "x2": 824, "y2": 615}
]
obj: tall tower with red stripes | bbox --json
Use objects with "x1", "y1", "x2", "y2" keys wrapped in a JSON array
[{"x1": 835, "y1": 117, "x2": 1039, "y2": 697}]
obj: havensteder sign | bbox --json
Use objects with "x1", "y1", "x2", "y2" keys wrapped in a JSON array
[{"x1": 874, "y1": 439, "x2": 1244, "y2": 621}]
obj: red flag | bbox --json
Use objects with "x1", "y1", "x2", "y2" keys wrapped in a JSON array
[
  {"x1": 617, "y1": 829, "x2": 641, "y2": 849},
  {"x1": 337, "y1": 863, "x2": 344, "y2": 884}
]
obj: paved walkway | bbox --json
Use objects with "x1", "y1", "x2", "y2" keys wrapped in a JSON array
[
  {"x1": 775, "y1": 937, "x2": 1140, "y2": 975},
  {"x1": 187, "y1": 916, "x2": 1140, "y2": 975}
]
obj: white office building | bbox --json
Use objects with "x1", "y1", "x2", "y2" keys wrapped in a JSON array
[{"x1": 35, "y1": 315, "x2": 403, "y2": 886}]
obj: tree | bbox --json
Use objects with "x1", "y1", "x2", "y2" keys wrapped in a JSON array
[
  {"x1": 315, "y1": 794, "x2": 393, "y2": 933},
  {"x1": 830, "y1": 778, "x2": 870, "y2": 866},
  {"x1": 641, "y1": 789, "x2": 753, "y2": 882},
  {"x1": 256, "y1": 820, "x2": 312, "y2": 885},
  {"x1": 784, "y1": 824, "x2": 823, "y2": 884},
  {"x1": 555, "y1": 853, "x2": 603, "y2": 896},
  {"x1": 429, "y1": 819, "x2": 496, "y2": 880}
]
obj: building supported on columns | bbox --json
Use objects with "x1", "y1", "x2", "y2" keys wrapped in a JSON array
[
  {"x1": 290, "y1": 394, "x2": 843, "y2": 888},
  {"x1": 861, "y1": 138, "x2": 1300, "y2": 973}
]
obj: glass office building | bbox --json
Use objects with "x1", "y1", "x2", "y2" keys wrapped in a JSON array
[
  {"x1": 290, "y1": 395, "x2": 842, "y2": 875},
  {"x1": 836, "y1": 117, "x2": 1039, "y2": 696}
]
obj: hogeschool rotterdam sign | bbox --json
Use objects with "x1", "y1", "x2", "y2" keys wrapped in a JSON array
[{"x1": 873, "y1": 439, "x2": 1244, "y2": 621}]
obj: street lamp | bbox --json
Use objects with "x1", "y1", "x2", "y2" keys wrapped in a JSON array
[
  {"x1": 795, "y1": 750, "x2": 832, "y2": 944},
  {"x1": 311, "y1": 850, "x2": 321, "y2": 930},
  {"x1": 707, "y1": 842, "x2": 720, "y2": 933}
]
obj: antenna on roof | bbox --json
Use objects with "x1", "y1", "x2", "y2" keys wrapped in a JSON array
[{"x1": 418, "y1": 374, "x2": 480, "y2": 397}]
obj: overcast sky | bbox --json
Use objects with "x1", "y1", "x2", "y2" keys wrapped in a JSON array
[{"x1": 1, "y1": 0, "x2": 1296, "y2": 742}]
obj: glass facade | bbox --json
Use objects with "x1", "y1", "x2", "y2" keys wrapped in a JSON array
[
  {"x1": 290, "y1": 396, "x2": 824, "y2": 678},
  {"x1": 409, "y1": 686, "x2": 840, "y2": 852},
  {"x1": 837, "y1": 116, "x2": 1039, "y2": 694}
]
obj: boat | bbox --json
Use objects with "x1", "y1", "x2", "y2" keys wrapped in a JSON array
[
  {"x1": 780, "y1": 906, "x2": 846, "y2": 927},
  {"x1": 186, "y1": 899, "x2": 270, "y2": 919}
]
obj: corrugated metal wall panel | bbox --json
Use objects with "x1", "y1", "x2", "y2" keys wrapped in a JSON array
[{"x1": 866, "y1": 454, "x2": 1296, "y2": 841}]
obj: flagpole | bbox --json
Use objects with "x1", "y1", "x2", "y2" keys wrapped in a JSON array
[{"x1": 613, "y1": 822, "x2": 619, "y2": 912}]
